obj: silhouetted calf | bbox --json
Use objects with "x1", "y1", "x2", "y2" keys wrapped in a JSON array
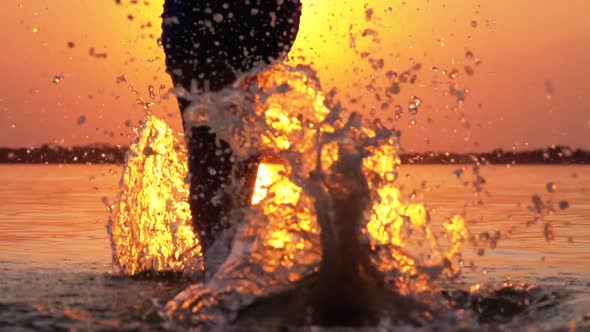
[{"x1": 161, "y1": 0, "x2": 302, "y2": 251}]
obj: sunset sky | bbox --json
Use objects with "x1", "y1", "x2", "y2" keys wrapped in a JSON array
[{"x1": 1, "y1": 0, "x2": 588, "y2": 153}]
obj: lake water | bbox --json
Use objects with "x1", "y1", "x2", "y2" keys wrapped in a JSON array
[{"x1": 1, "y1": 164, "x2": 589, "y2": 330}]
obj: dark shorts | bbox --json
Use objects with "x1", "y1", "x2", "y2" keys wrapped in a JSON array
[{"x1": 162, "y1": 0, "x2": 302, "y2": 93}]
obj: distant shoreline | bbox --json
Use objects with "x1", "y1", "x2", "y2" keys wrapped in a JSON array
[{"x1": 0, "y1": 145, "x2": 588, "y2": 165}]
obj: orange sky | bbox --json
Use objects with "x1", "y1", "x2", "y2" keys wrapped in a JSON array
[{"x1": 1, "y1": 0, "x2": 589, "y2": 152}]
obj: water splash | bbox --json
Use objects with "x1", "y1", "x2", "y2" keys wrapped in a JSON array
[
  {"x1": 108, "y1": 116, "x2": 201, "y2": 276},
  {"x1": 109, "y1": 64, "x2": 469, "y2": 327}
]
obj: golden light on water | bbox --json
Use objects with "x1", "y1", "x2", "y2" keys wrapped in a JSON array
[
  {"x1": 108, "y1": 115, "x2": 201, "y2": 276},
  {"x1": 444, "y1": 215, "x2": 469, "y2": 259},
  {"x1": 256, "y1": 168, "x2": 318, "y2": 258},
  {"x1": 251, "y1": 163, "x2": 282, "y2": 206},
  {"x1": 110, "y1": 65, "x2": 469, "y2": 301}
]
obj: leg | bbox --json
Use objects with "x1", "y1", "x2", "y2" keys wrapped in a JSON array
[
  {"x1": 185, "y1": 125, "x2": 233, "y2": 250},
  {"x1": 161, "y1": 2, "x2": 239, "y2": 251},
  {"x1": 161, "y1": 0, "x2": 302, "y2": 253}
]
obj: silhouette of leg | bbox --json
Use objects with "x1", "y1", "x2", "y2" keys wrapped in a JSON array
[{"x1": 161, "y1": 0, "x2": 301, "y2": 252}]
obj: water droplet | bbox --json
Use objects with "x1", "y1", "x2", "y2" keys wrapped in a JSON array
[
  {"x1": 545, "y1": 80, "x2": 554, "y2": 100},
  {"x1": 148, "y1": 85, "x2": 155, "y2": 99},
  {"x1": 559, "y1": 200, "x2": 569, "y2": 210},
  {"x1": 394, "y1": 105, "x2": 403, "y2": 120},
  {"x1": 408, "y1": 96, "x2": 422, "y2": 115},
  {"x1": 546, "y1": 182, "x2": 557, "y2": 193},
  {"x1": 471, "y1": 20, "x2": 478, "y2": 28},
  {"x1": 365, "y1": 7, "x2": 374, "y2": 21},
  {"x1": 52, "y1": 75, "x2": 63, "y2": 84},
  {"x1": 384, "y1": 172, "x2": 397, "y2": 182},
  {"x1": 449, "y1": 69, "x2": 458, "y2": 79},
  {"x1": 213, "y1": 13, "x2": 224, "y2": 23},
  {"x1": 544, "y1": 222, "x2": 555, "y2": 242},
  {"x1": 32, "y1": 26, "x2": 39, "y2": 33},
  {"x1": 390, "y1": 82, "x2": 400, "y2": 94}
]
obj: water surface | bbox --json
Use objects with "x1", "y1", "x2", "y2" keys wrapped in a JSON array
[{"x1": 1, "y1": 164, "x2": 589, "y2": 330}]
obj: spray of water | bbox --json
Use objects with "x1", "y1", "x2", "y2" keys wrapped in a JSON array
[
  {"x1": 107, "y1": 116, "x2": 202, "y2": 276},
  {"x1": 108, "y1": 63, "x2": 469, "y2": 327}
]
